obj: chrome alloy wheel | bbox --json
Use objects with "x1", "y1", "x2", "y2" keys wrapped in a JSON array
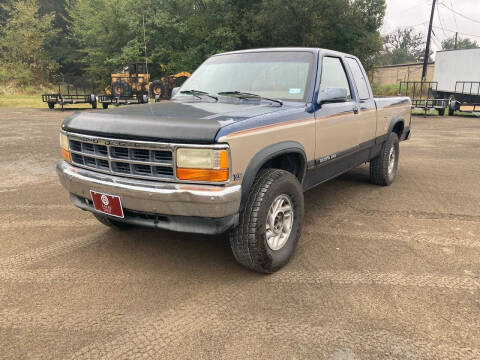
[
  {"x1": 387, "y1": 146, "x2": 396, "y2": 176},
  {"x1": 266, "y1": 194, "x2": 294, "y2": 251}
]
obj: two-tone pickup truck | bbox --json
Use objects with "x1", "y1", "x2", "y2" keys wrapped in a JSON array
[{"x1": 57, "y1": 48, "x2": 411, "y2": 273}]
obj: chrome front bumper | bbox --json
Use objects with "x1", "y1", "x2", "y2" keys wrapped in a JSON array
[{"x1": 56, "y1": 161, "x2": 241, "y2": 218}]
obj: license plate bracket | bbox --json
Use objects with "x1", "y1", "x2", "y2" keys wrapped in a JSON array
[{"x1": 90, "y1": 191, "x2": 124, "y2": 218}]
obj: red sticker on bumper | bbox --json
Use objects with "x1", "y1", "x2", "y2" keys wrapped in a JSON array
[{"x1": 90, "y1": 191, "x2": 124, "y2": 218}]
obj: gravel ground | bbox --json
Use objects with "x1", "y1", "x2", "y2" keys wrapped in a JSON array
[{"x1": 0, "y1": 107, "x2": 479, "y2": 360}]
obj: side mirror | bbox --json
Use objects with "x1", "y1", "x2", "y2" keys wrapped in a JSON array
[
  {"x1": 171, "y1": 87, "x2": 180, "y2": 98},
  {"x1": 317, "y1": 87, "x2": 348, "y2": 105}
]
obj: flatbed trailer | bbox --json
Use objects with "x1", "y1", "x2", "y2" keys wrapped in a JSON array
[
  {"x1": 42, "y1": 77, "x2": 97, "y2": 110},
  {"x1": 399, "y1": 81, "x2": 448, "y2": 115},
  {"x1": 98, "y1": 94, "x2": 149, "y2": 109}
]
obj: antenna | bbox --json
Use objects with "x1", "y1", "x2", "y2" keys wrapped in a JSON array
[{"x1": 143, "y1": 14, "x2": 149, "y2": 75}]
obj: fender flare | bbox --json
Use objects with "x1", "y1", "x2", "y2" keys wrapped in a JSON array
[{"x1": 239, "y1": 141, "x2": 307, "y2": 210}]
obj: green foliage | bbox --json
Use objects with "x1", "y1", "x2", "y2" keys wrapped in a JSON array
[
  {"x1": 379, "y1": 27, "x2": 426, "y2": 65},
  {"x1": 0, "y1": 0, "x2": 59, "y2": 86},
  {"x1": 2, "y1": 0, "x2": 386, "y2": 88},
  {"x1": 441, "y1": 36, "x2": 478, "y2": 50},
  {"x1": 371, "y1": 83, "x2": 400, "y2": 96}
]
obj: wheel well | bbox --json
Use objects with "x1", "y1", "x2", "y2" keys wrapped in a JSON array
[
  {"x1": 259, "y1": 152, "x2": 305, "y2": 183},
  {"x1": 392, "y1": 121, "x2": 404, "y2": 138}
]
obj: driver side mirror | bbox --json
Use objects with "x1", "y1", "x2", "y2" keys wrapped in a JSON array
[
  {"x1": 171, "y1": 87, "x2": 180, "y2": 97},
  {"x1": 317, "y1": 87, "x2": 348, "y2": 105}
]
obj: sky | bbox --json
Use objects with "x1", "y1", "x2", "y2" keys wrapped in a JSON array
[{"x1": 382, "y1": 0, "x2": 480, "y2": 52}]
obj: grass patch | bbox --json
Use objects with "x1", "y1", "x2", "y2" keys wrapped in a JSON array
[{"x1": 371, "y1": 83, "x2": 401, "y2": 97}]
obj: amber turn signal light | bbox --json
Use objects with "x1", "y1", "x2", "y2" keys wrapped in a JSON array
[
  {"x1": 176, "y1": 168, "x2": 229, "y2": 182},
  {"x1": 61, "y1": 148, "x2": 71, "y2": 162}
]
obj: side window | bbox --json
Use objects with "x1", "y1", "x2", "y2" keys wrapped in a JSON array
[
  {"x1": 320, "y1": 57, "x2": 351, "y2": 100},
  {"x1": 346, "y1": 58, "x2": 370, "y2": 100}
]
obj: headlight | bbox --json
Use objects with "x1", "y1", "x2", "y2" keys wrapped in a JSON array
[
  {"x1": 59, "y1": 132, "x2": 71, "y2": 162},
  {"x1": 176, "y1": 148, "x2": 229, "y2": 182}
]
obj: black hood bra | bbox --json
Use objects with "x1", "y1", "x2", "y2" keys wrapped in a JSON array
[{"x1": 62, "y1": 100, "x2": 289, "y2": 144}]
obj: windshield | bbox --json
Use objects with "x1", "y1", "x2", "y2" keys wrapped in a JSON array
[{"x1": 174, "y1": 51, "x2": 315, "y2": 102}]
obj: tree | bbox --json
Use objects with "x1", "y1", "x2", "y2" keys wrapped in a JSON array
[
  {"x1": 236, "y1": 0, "x2": 385, "y2": 71},
  {"x1": 441, "y1": 35, "x2": 478, "y2": 50},
  {"x1": 2, "y1": 0, "x2": 387, "y2": 87},
  {"x1": 381, "y1": 27, "x2": 425, "y2": 65},
  {"x1": 0, "y1": 0, "x2": 59, "y2": 86}
]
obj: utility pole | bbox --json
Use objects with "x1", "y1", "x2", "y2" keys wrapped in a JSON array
[
  {"x1": 454, "y1": 32, "x2": 458, "y2": 49},
  {"x1": 422, "y1": 0, "x2": 436, "y2": 81}
]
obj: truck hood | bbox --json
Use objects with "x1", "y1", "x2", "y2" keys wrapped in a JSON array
[{"x1": 62, "y1": 100, "x2": 289, "y2": 143}]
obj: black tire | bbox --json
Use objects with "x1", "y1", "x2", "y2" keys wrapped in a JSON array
[
  {"x1": 138, "y1": 94, "x2": 149, "y2": 104},
  {"x1": 102, "y1": 103, "x2": 109, "y2": 109},
  {"x1": 437, "y1": 108, "x2": 445, "y2": 116},
  {"x1": 149, "y1": 80, "x2": 167, "y2": 99},
  {"x1": 93, "y1": 213, "x2": 134, "y2": 230},
  {"x1": 111, "y1": 80, "x2": 131, "y2": 97},
  {"x1": 48, "y1": 102, "x2": 55, "y2": 109},
  {"x1": 370, "y1": 132, "x2": 399, "y2": 186},
  {"x1": 229, "y1": 169, "x2": 304, "y2": 273}
]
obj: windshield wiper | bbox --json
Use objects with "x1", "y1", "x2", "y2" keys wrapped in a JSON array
[
  {"x1": 180, "y1": 89, "x2": 218, "y2": 101},
  {"x1": 218, "y1": 91, "x2": 283, "y2": 106}
]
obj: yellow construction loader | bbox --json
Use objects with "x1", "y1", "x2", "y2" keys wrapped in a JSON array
[{"x1": 100, "y1": 63, "x2": 190, "y2": 108}]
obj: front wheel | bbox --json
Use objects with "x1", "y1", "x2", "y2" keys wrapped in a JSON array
[
  {"x1": 370, "y1": 132, "x2": 399, "y2": 186},
  {"x1": 229, "y1": 169, "x2": 304, "y2": 273}
]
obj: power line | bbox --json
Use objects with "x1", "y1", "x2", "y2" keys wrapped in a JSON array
[
  {"x1": 431, "y1": 25, "x2": 480, "y2": 39},
  {"x1": 431, "y1": 31, "x2": 444, "y2": 50},
  {"x1": 449, "y1": 0, "x2": 459, "y2": 31},
  {"x1": 436, "y1": 2, "x2": 448, "y2": 37},
  {"x1": 440, "y1": 3, "x2": 480, "y2": 25}
]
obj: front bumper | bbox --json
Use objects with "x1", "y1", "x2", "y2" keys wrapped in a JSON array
[{"x1": 56, "y1": 161, "x2": 241, "y2": 234}]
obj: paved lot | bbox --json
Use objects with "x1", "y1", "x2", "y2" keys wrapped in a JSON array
[{"x1": 0, "y1": 107, "x2": 479, "y2": 359}]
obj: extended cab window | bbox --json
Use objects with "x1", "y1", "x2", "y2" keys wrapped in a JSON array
[
  {"x1": 346, "y1": 57, "x2": 370, "y2": 100},
  {"x1": 320, "y1": 57, "x2": 351, "y2": 100}
]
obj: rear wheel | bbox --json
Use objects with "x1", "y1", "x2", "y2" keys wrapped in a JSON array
[
  {"x1": 370, "y1": 132, "x2": 399, "y2": 186},
  {"x1": 93, "y1": 213, "x2": 134, "y2": 230},
  {"x1": 111, "y1": 80, "x2": 131, "y2": 97},
  {"x1": 229, "y1": 169, "x2": 304, "y2": 273},
  {"x1": 149, "y1": 80, "x2": 167, "y2": 99}
]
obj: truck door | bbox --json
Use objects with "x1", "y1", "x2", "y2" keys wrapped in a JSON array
[
  {"x1": 344, "y1": 57, "x2": 377, "y2": 145},
  {"x1": 314, "y1": 56, "x2": 361, "y2": 163}
]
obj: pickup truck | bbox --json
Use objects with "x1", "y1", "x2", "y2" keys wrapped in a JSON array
[{"x1": 57, "y1": 48, "x2": 411, "y2": 273}]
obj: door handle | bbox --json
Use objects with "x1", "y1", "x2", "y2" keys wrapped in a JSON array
[{"x1": 353, "y1": 106, "x2": 359, "y2": 114}]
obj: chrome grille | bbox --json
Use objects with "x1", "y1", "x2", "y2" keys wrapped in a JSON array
[{"x1": 68, "y1": 137, "x2": 174, "y2": 181}]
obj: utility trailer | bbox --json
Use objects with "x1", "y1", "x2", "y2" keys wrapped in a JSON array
[
  {"x1": 42, "y1": 76, "x2": 97, "y2": 110},
  {"x1": 432, "y1": 48, "x2": 480, "y2": 115},
  {"x1": 98, "y1": 93, "x2": 149, "y2": 109},
  {"x1": 399, "y1": 81, "x2": 448, "y2": 115}
]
